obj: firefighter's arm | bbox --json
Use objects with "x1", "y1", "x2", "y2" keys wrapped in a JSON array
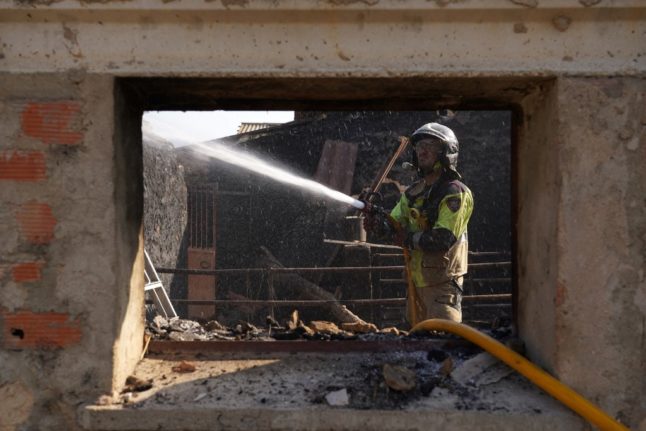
[{"x1": 408, "y1": 189, "x2": 473, "y2": 252}]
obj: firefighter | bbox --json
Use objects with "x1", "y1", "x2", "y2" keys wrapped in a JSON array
[{"x1": 365, "y1": 123, "x2": 474, "y2": 324}]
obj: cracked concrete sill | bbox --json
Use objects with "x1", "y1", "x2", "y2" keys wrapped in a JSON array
[
  {"x1": 78, "y1": 352, "x2": 587, "y2": 430},
  {"x1": 79, "y1": 406, "x2": 586, "y2": 431}
]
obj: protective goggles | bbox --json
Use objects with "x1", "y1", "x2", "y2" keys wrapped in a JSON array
[{"x1": 413, "y1": 139, "x2": 444, "y2": 153}]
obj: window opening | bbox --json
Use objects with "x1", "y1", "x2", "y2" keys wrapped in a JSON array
[{"x1": 142, "y1": 110, "x2": 512, "y2": 347}]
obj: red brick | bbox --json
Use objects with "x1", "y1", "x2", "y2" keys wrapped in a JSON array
[
  {"x1": 16, "y1": 202, "x2": 56, "y2": 245},
  {"x1": 0, "y1": 151, "x2": 46, "y2": 181},
  {"x1": 555, "y1": 281, "x2": 567, "y2": 307},
  {"x1": 21, "y1": 101, "x2": 83, "y2": 145},
  {"x1": 11, "y1": 262, "x2": 43, "y2": 283},
  {"x1": 1, "y1": 310, "x2": 82, "y2": 349}
]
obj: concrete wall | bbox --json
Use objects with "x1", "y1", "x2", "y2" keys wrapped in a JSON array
[
  {"x1": 0, "y1": 74, "x2": 144, "y2": 430},
  {"x1": 0, "y1": 1, "x2": 644, "y2": 430},
  {"x1": 517, "y1": 80, "x2": 560, "y2": 373},
  {"x1": 555, "y1": 77, "x2": 645, "y2": 422},
  {"x1": 517, "y1": 77, "x2": 646, "y2": 424}
]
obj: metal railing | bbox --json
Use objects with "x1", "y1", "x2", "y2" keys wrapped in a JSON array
[{"x1": 157, "y1": 262, "x2": 512, "y2": 312}]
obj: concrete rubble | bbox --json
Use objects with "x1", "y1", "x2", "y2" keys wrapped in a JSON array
[
  {"x1": 382, "y1": 364, "x2": 416, "y2": 392},
  {"x1": 324, "y1": 388, "x2": 349, "y2": 406},
  {"x1": 451, "y1": 352, "x2": 514, "y2": 387}
]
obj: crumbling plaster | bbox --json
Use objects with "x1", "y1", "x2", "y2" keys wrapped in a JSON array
[{"x1": 0, "y1": 0, "x2": 645, "y2": 430}]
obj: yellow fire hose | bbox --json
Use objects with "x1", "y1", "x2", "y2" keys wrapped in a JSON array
[{"x1": 410, "y1": 319, "x2": 629, "y2": 431}]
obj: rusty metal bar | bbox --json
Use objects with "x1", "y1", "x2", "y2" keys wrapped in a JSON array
[
  {"x1": 469, "y1": 251, "x2": 511, "y2": 256},
  {"x1": 200, "y1": 187, "x2": 204, "y2": 248},
  {"x1": 267, "y1": 271, "x2": 276, "y2": 319},
  {"x1": 323, "y1": 238, "x2": 401, "y2": 250},
  {"x1": 169, "y1": 298, "x2": 407, "y2": 307},
  {"x1": 467, "y1": 261, "x2": 512, "y2": 268},
  {"x1": 156, "y1": 265, "x2": 406, "y2": 275},
  {"x1": 157, "y1": 261, "x2": 509, "y2": 276},
  {"x1": 373, "y1": 251, "x2": 510, "y2": 258},
  {"x1": 201, "y1": 187, "x2": 206, "y2": 248},
  {"x1": 213, "y1": 184, "x2": 217, "y2": 250},
  {"x1": 168, "y1": 293, "x2": 511, "y2": 307},
  {"x1": 463, "y1": 294, "x2": 511, "y2": 302},
  {"x1": 323, "y1": 239, "x2": 511, "y2": 258},
  {"x1": 192, "y1": 188, "x2": 197, "y2": 247},
  {"x1": 188, "y1": 190, "x2": 193, "y2": 247},
  {"x1": 373, "y1": 253, "x2": 404, "y2": 258},
  {"x1": 381, "y1": 277, "x2": 512, "y2": 284},
  {"x1": 462, "y1": 303, "x2": 512, "y2": 308},
  {"x1": 148, "y1": 338, "x2": 465, "y2": 354},
  {"x1": 195, "y1": 188, "x2": 199, "y2": 248},
  {"x1": 245, "y1": 271, "x2": 251, "y2": 320},
  {"x1": 194, "y1": 189, "x2": 198, "y2": 247},
  {"x1": 195, "y1": 187, "x2": 200, "y2": 248},
  {"x1": 378, "y1": 278, "x2": 406, "y2": 284}
]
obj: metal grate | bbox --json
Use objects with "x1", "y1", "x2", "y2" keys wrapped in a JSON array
[{"x1": 188, "y1": 184, "x2": 217, "y2": 249}]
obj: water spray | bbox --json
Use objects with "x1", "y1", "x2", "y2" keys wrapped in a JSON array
[
  {"x1": 192, "y1": 142, "x2": 366, "y2": 210},
  {"x1": 143, "y1": 116, "x2": 369, "y2": 210}
]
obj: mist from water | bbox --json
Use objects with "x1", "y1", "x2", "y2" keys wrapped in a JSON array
[{"x1": 191, "y1": 142, "x2": 366, "y2": 210}]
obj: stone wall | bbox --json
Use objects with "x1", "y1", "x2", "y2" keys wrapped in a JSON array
[{"x1": 142, "y1": 125, "x2": 187, "y2": 293}]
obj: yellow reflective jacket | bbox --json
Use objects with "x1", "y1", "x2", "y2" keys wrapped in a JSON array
[{"x1": 390, "y1": 176, "x2": 474, "y2": 288}]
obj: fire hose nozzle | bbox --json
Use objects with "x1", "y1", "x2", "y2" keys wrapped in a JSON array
[
  {"x1": 356, "y1": 199, "x2": 390, "y2": 220},
  {"x1": 355, "y1": 190, "x2": 386, "y2": 214},
  {"x1": 351, "y1": 199, "x2": 367, "y2": 211}
]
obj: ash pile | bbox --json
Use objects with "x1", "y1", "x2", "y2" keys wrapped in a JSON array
[
  {"x1": 130, "y1": 316, "x2": 528, "y2": 413},
  {"x1": 146, "y1": 310, "x2": 408, "y2": 342}
]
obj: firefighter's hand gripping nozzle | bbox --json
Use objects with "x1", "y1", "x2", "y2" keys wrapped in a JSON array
[
  {"x1": 355, "y1": 191, "x2": 399, "y2": 239},
  {"x1": 356, "y1": 190, "x2": 383, "y2": 217}
]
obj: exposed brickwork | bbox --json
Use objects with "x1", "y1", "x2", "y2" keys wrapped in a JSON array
[
  {"x1": 0, "y1": 151, "x2": 46, "y2": 181},
  {"x1": 15, "y1": 202, "x2": 56, "y2": 244},
  {"x1": 1, "y1": 310, "x2": 82, "y2": 349},
  {"x1": 555, "y1": 281, "x2": 567, "y2": 307},
  {"x1": 21, "y1": 101, "x2": 83, "y2": 145},
  {"x1": 11, "y1": 262, "x2": 43, "y2": 282}
]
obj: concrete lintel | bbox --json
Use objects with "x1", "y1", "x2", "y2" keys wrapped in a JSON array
[
  {"x1": 0, "y1": 2, "x2": 644, "y2": 75},
  {"x1": 1, "y1": 0, "x2": 645, "y2": 12}
]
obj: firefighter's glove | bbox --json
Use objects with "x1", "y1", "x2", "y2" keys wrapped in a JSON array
[
  {"x1": 363, "y1": 212, "x2": 389, "y2": 236},
  {"x1": 363, "y1": 213, "x2": 393, "y2": 239}
]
